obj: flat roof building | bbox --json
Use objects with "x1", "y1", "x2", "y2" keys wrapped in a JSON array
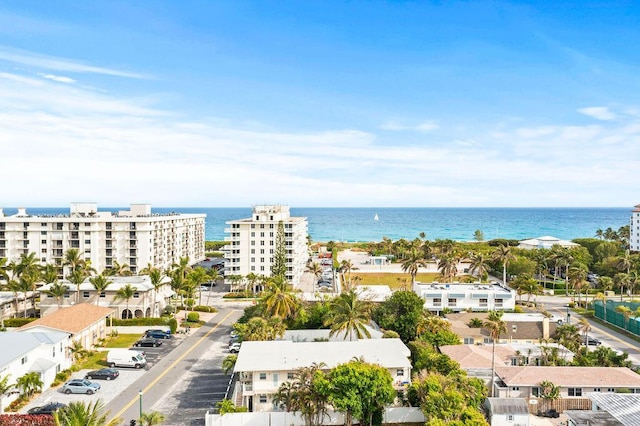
[
  {"x1": 413, "y1": 281, "x2": 516, "y2": 312},
  {"x1": 0, "y1": 203, "x2": 205, "y2": 276},
  {"x1": 223, "y1": 205, "x2": 308, "y2": 286}
]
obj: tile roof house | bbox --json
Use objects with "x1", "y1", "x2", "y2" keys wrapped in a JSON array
[
  {"x1": 446, "y1": 312, "x2": 558, "y2": 344},
  {"x1": 232, "y1": 339, "x2": 412, "y2": 412},
  {"x1": 0, "y1": 331, "x2": 72, "y2": 411},
  {"x1": 19, "y1": 303, "x2": 115, "y2": 350},
  {"x1": 494, "y1": 367, "x2": 640, "y2": 400}
]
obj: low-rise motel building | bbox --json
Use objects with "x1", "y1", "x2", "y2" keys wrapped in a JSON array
[{"x1": 413, "y1": 281, "x2": 516, "y2": 312}]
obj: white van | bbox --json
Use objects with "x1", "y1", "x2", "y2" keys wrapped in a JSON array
[{"x1": 107, "y1": 349, "x2": 147, "y2": 369}]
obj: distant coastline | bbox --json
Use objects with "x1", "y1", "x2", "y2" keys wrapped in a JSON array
[{"x1": 2, "y1": 206, "x2": 631, "y2": 244}]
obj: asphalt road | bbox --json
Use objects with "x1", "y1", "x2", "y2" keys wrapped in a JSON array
[{"x1": 105, "y1": 308, "x2": 243, "y2": 425}]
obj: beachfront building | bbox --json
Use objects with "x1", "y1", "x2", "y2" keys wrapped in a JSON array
[
  {"x1": 231, "y1": 339, "x2": 412, "y2": 412},
  {"x1": 38, "y1": 275, "x2": 173, "y2": 318},
  {"x1": 0, "y1": 203, "x2": 205, "y2": 275},
  {"x1": 223, "y1": 205, "x2": 309, "y2": 286},
  {"x1": 517, "y1": 236, "x2": 579, "y2": 250},
  {"x1": 631, "y1": 204, "x2": 640, "y2": 252},
  {"x1": 413, "y1": 281, "x2": 516, "y2": 312}
]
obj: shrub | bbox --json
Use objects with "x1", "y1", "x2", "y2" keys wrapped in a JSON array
[
  {"x1": 223, "y1": 291, "x2": 254, "y2": 299},
  {"x1": 513, "y1": 306, "x2": 524, "y2": 313},
  {"x1": 168, "y1": 318, "x2": 178, "y2": 334},
  {"x1": 193, "y1": 305, "x2": 217, "y2": 313},
  {"x1": 164, "y1": 305, "x2": 177, "y2": 315},
  {"x1": 0, "y1": 414, "x2": 55, "y2": 424},
  {"x1": 52, "y1": 369, "x2": 72, "y2": 387},
  {"x1": 3, "y1": 318, "x2": 37, "y2": 327},
  {"x1": 187, "y1": 312, "x2": 200, "y2": 322},
  {"x1": 109, "y1": 318, "x2": 171, "y2": 326}
]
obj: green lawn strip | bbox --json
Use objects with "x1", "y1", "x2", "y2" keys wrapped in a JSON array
[
  {"x1": 104, "y1": 334, "x2": 142, "y2": 348},
  {"x1": 351, "y1": 272, "x2": 473, "y2": 288},
  {"x1": 77, "y1": 351, "x2": 109, "y2": 370}
]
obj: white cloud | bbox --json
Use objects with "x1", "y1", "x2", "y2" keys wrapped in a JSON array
[
  {"x1": 0, "y1": 46, "x2": 148, "y2": 79},
  {"x1": 39, "y1": 73, "x2": 76, "y2": 84},
  {"x1": 380, "y1": 120, "x2": 439, "y2": 132},
  {"x1": 578, "y1": 106, "x2": 616, "y2": 121}
]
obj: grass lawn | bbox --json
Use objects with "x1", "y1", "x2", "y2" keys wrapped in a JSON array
[
  {"x1": 104, "y1": 334, "x2": 142, "y2": 348},
  {"x1": 352, "y1": 272, "x2": 442, "y2": 289},
  {"x1": 77, "y1": 351, "x2": 109, "y2": 370}
]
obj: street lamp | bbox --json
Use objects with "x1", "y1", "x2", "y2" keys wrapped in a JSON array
[
  {"x1": 566, "y1": 304, "x2": 571, "y2": 325},
  {"x1": 138, "y1": 389, "x2": 143, "y2": 419}
]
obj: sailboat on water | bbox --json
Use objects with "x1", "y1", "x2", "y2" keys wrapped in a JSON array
[{"x1": 374, "y1": 213, "x2": 379, "y2": 221}]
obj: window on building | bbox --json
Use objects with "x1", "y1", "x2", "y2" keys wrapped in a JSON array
[
  {"x1": 259, "y1": 373, "x2": 267, "y2": 380},
  {"x1": 260, "y1": 224, "x2": 264, "y2": 229},
  {"x1": 133, "y1": 292, "x2": 139, "y2": 298},
  {"x1": 259, "y1": 395, "x2": 267, "y2": 403},
  {"x1": 260, "y1": 249, "x2": 265, "y2": 254},
  {"x1": 495, "y1": 298, "x2": 503, "y2": 307},
  {"x1": 512, "y1": 325, "x2": 517, "y2": 332},
  {"x1": 251, "y1": 249, "x2": 255, "y2": 254},
  {"x1": 511, "y1": 386, "x2": 519, "y2": 391},
  {"x1": 532, "y1": 387, "x2": 540, "y2": 396},
  {"x1": 260, "y1": 232, "x2": 264, "y2": 237},
  {"x1": 447, "y1": 298, "x2": 456, "y2": 306},
  {"x1": 64, "y1": 292, "x2": 70, "y2": 298},
  {"x1": 251, "y1": 266, "x2": 255, "y2": 271},
  {"x1": 479, "y1": 298, "x2": 488, "y2": 307},
  {"x1": 41, "y1": 231, "x2": 46, "y2": 235},
  {"x1": 594, "y1": 388, "x2": 601, "y2": 392},
  {"x1": 251, "y1": 232, "x2": 255, "y2": 237},
  {"x1": 83, "y1": 291, "x2": 90, "y2": 298},
  {"x1": 100, "y1": 292, "x2": 106, "y2": 298},
  {"x1": 463, "y1": 337, "x2": 474, "y2": 344},
  {"x1": 270, "y1": 241, "x2": 274, "y2": 245},
  {"x1": 568, "y1": 388, "x2": 582, "y2": 397},
  {"x1": 260, "y1": 241, "x2": 265, "y2": 246},
  {"x1": 270, "y1": 232, "x2": 274, "y2": 237},
  {"x1": 21, "y1": 356, "x2": 28, "y2": 365},
  {"x1": 251, "y1": 224, "x2": 255, "y2": 228},
  {"x1": 260, "y1": 266, "x2": 265, "y2": 271},
  {"x1": 251, "y1": 241, "x2": 255, "y2": 246},
  {"x1": 507, "y1": 415, "x2": 514, "y2": 421},
  {"x1": 432, "y1": 298, "x2": 441, "y2": 306},
  {"x1": 396, "y1": 369, "x2": 404, "y2": 377},
  {"x1": 287, "y1": 372, "x2": 294, "y2": 380}
]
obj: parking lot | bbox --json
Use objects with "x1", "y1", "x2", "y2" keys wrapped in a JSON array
[{"x1": 21, "y1": 329, "x2": 185, "y2": 415}]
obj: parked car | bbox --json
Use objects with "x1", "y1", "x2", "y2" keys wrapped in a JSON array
[
  {"x1": 28, "y1": 402, "x2": 67, "y2": 415},
  {"x1": 62, "y1": 379, "x2": 101, "y2": 395},
  {"x1": 582, "y1": 336, "x2": 602, "y2": 346},
  {"x1": 538, "y1": 408, "x2": 560, "y2": 418},
  {"x1": 229, "y1": 342, "x2": 241, "y2": 353},
  {"x1": 145, "y1": 330, "x2": 173, "y2": 340},
  {"x1": 85, "y1": 368, "x2": 120, "y2": 381},
  {"x1": 134, "y1": 337, "x2": 163, "y2": 347}
]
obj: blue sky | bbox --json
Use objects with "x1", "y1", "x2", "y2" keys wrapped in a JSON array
[{"x1": 1, "y1": 1, "x2": 639, "y2": 207}]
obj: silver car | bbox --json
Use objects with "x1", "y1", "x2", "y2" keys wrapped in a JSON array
[{"x1": 62, "y1": 379, "x2": 101, "y2": 395}]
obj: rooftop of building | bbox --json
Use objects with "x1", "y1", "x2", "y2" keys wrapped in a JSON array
[
  {"x1": 587, "y1": 392, "x2": 640, "y2": 425},
  {"x1": 414, "y1": 281, "x2": 513, "y2": 294},
  {"x1": 496, "y1": 366, "x2": 640, "y2": 387},
  {"x1": 39, "y1": 275, "x2": 171, "y2": 292},
  {"x1": 485, "y1": 398, "x2": 530, "y2": 415},
  {"x1": 0, "y1": 203, "x2": 205, "y2": 219},
  {"x1": 440, "y1": 342, "x2": 573, "y2": 369},
  {"x1": 233, "y1": 338, "x2": 411, "y2": 372},
  {"x1": 0, "y1": 330, "x2": 69, "y2": 368},
  {"x1": 19, "y1": 303, "x2": 115, "y2": 334}
]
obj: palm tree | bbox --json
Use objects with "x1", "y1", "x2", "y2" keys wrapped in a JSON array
[
  {"x1": 0, "y1": 374, "x2": 11, "y2": 412},
  {"x1": 45, "y1": 282, "x2": 68, "y2": 310},
  {"x1": 16, "y1": 277, "x2": 32, "y2": 318},
  {"x1": 68, "y1": 268, "x2": 90, "y2": 304},
  {"x1": 578, "y1": 317, "x2": 592, "y2": 351},
  {"x1": 53, "y1": 400, "x2": 120, "y2": 426},
  {"x1": 468, "y1": 252, "x2": 489, "y2": 283},
  {"x1": 41, "y1": 263, "x2": 59, "y2": 284},
  {"x1": 568, "y1": 264, "x2": 588, "y2": 306},
  {"x1": 483, "y1": 311, "x2": 506, "y2": 397},
  {"x1": 89, "y1": 274, "x2": 112, "y2": 305},
  {"x1": 594, "y1": 292, "x2": 608, "y2": 323},
  {"x1": 616, "y1": 305, "x2": 632, "y2": 331},
  {"x1": 115, "y1": 284, "x2": 137, "y2": 319},
  {"x1": 401, "y1": 248, "x2": 427, "y2": 285},
  {"x1": 63, "y1": 248, "x2": 85, "y2": 274},
  {"x1": 306, "y1": 262, "x2": 323, "y2": 284},
  {"x1": 512, "y1": 275, "x2": 542, "y2": 303},
  {"x1": 147, "y1": 267, "x2": 165, "y2": 315},
  {"x1": 615, "y1": 250, "x2": 633, "y2": 275},
  {"x1": 614, "y1": 273, "x2": 630, "y2": 302},
  {"x1": 437, "y1": 254, "x2": 459, "y2": 283},
  {"x1": 260, "y1": 276, "x2": 299, "y2": 319},
  {"x1": 493, "y1": 244, "x2": 515, "y2": 285},
  {"x1": 16, "y1": 371, "x2": 42, "y2": 398},
  {"x1": 139, "y1": 411, "x2": 166, "y2": 426},
  {"x1": 5, "y1": 279, "x2": 22, "y2": 317},
  {"x1": 324, "y1": 289, "x2": 372, "y2": 341},
  {"x1": 172, "y1": 256, "x2": 192, "y2": 281},
  {"x1": 69, "y1": 339, "x2": 88, "y2": 362},
  {"x1": 222, "y1": 355, "x2": 237, "y2": 375},
  {"x1": 339, "y1": 259, "x2": 354, "y2": 290}
]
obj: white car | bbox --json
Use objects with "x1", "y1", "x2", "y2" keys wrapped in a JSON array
[{"x1": 229, "y1": 342, "x2": 241, "y2": 353}]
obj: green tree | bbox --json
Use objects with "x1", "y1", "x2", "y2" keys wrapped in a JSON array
[
  {"x1": 324, "y1": 290, "x2": 372, "y2": 341},
  {"x1": 115, "y1": 284, "x2": 137, "y2": 319},
  {"x1": 89, "y1": 274, "x2": 112, "y2": 305},
  {"x1": 416, "y1": 315, "x2": 461, "y2": 348},
  {"x1": 53, "y1": 400, "x2": 120, "y2": 426},
  {"x1": 271, "y1": 221, "x2": 288, "y2": 279},
  {"x1": 483, "y1": 311, "x2": 506, "y2": 397},
  {"x1": 512, "y1": 274, "x2": 542, "y2": 303},
  {"x1": 222, "y1": 355, "x2": 237, "y2": 375},
  {"x1": 16, "y1": 371, "x2": 43, "y2": 398},
  {"x1": 67, "y1": 267, "x2": 92, "y2": 305},
  {"x1": 69, "y1": 339, "x2": 88, "y2": 362},
  {"x1": 273, "y1": 362, "x2": 330, "y2": 426},
  {"x1": 139, "y1": 411, "x2": 166, "y2": 426},
  {"x1": 492, "y1": 244, "x2": 515, "y2": 285},
  {"x1": 401, "y1": 248, "x2": 427, "y2": 285},
  {"x1": 216, "y1": 399, "x2": 248, "y2": 415},
  {"x1": 260, "y1": 276, "x2": 299, "y2": 320},
  {"x1": 473, "y1": 229, "x2": 484, "y2": 242},
  {"x1": 468, "y1": 252, "x2": 489, "y2": 283},
  {"x1": 328, "y1": 359, "x2": 395, "y2": 426},
  {"x1": 372, "y1": 290, "x2": 425, "y2": 342},
  {"x1": 0, "y1": 374, "x2": 12, "y2": 411},
  {"x1": 234, "y1": 316, "x2": 286, "y2": 341},
  {"x1": 616, "y1": 305, "x2": 632, "y2": 330}
]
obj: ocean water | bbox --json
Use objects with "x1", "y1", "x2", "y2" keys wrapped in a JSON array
[{"x1": 2, "y1": 207, "x2": 631, "y2": 243}]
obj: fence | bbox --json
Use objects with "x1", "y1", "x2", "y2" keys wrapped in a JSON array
[
  {"x1": 527, "y1": 397, "x2": 592, "y2": 414},
  {"x1": 204, "y1": 408, "x2": 426, "y2": 426},
  {"x1": 593, "y1": 301, "x2": 640, "y2": 336}
]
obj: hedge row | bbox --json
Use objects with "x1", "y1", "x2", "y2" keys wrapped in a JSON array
[
  {"x1": 3, "y1": 318, "x2": 37, "y2": 327},
  {"x1": 0, "y1": 415, "x2": 54, "y2": 425},
  {"x1": 108, "y1": 317, "x2": 171, "y2": 326}
]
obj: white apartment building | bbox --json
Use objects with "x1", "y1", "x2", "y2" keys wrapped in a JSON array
[
  {"x1": 232, "y1": 339, "x2": 412, "y2": 412},
  {"x1": 413, "y1": 281, "x2": 516, "y2": 312},
  {"x1": 0, "y1": 203, "x2": 205, "y2": 275},
  {"x1": 224, "y1": 205, "x2": 308, "y2": 286},
  {"x1": 631, "y1": 204, "x2": 640, "y2": 252}
]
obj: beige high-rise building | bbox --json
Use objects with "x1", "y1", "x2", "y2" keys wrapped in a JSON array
[
  {"x1": 224, "y1": 205, "x2": 309, "y2": 286},
  {"x1": 0, "y1": 203, "x2": 205, "y2": 275}
]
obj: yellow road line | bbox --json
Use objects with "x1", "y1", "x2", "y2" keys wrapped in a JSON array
[{"x1": 110, "y1": 310, "x2": 237, "y2": 422}]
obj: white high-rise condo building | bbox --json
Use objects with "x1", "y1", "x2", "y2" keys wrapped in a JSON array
[
  {"x1": 224, "y1": 205, "x2": 309, "y2": 286},
  {"x1": 0, "y1": 203, "x2": 205, "y2": 275},
  {"x1": 631, "y1": 204, "x2": 640, "y2": 252}
]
